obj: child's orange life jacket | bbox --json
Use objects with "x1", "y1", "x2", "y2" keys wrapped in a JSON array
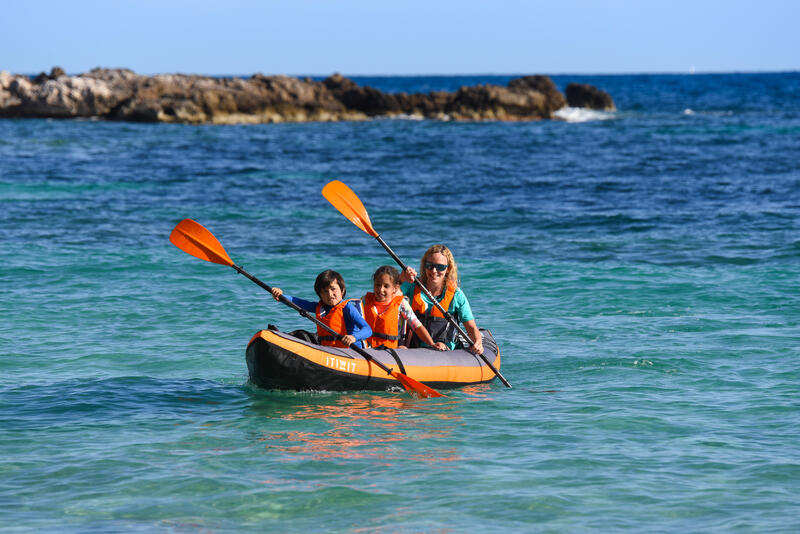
[
  {"x1": 362, "y1": 293, "x2": 405, "y2": 348},
  {"x1": 315, "y1": 299, "x2": 357, "y2": 348}
]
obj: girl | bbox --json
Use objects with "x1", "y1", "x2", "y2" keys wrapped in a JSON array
[
  {"x1": 362, "y1": 266, "x2": 445, "y2": 351},
  {"x1": 400, "y1": 245, "x2": 483, "y2": 355},
  {"x1": 270, "y1": 270, "x2": 371, "y2": 348}
]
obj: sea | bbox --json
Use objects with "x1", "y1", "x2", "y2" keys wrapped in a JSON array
[{"x1": 1, "y1": 72, "x2": 799, "y2": 533}]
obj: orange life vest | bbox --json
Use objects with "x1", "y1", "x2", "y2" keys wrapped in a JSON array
[
  {"x1": 315, "y1": 299, "x2": 356, "y2": 348},
  {"x1": 411, "y1": 281, "x2": 457, "y2": 318},
  {"x1": 409, "y1": 281, "x2": 459, "y2": 346},
  {"x1": 362, "y1": 293, "x2": 405, "y2": 349}
]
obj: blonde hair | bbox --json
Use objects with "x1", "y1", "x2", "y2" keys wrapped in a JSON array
[{"x1": 419, "y1": 244, "x2": 459, "y2": 288}]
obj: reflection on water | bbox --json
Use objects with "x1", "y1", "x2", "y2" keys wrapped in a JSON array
[
  {"x1": 245, "y1": 388, "x2": 492, "y2": 466},
  {"x1": 260, "y1": 428, "x2": 461, "y2": 464}
]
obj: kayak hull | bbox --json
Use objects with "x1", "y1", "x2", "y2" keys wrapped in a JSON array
[{"x1": 245, "y1": 327, "x2": 501, "y2": 392}]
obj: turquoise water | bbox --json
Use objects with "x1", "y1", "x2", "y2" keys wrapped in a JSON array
[{"x1": 1, "y1": 73, "x2": 799, "y2": 532}]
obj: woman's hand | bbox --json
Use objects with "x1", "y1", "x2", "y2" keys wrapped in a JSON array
[
  {"x1": 270, "y1": 287, "x2": 283, "y2": 301},
  {"x1": 400, "y1": 266, "x2": 417, "y2": 283},
  {"x1": 340, "y1": 334, "x2": 356, "y2": 346},
  {"x1": 434, "y1": 342, "x2": 448, "y2": 351},
  {"x1": 468, "y1": 333, "x2": 484, "y2": 355},
  {"x1": 464, "y1": 320, "x2": 483, "y2": 355}
]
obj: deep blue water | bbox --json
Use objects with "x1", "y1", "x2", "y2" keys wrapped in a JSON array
[{"x1": 1, "y1": 72, "x2": 799, "y2": 533}]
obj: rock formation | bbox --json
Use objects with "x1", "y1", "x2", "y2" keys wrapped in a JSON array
[
  {"x1": 565, "y1": 83, "x2": 616, "y2": 111},
  {"x1": 0, "y1": 67, "x2": 615, "y2": 124}
]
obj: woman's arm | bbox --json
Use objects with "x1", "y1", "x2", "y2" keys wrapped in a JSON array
[
  {"x1": 451, "y1": 289, "x2": 482, "y2": 354},
  {"x1": 463, "y1": 319, "x2": 483, "y2": 355}
]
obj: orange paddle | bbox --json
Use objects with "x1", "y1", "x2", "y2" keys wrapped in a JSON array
[
  {"x1": 322, "y1": 180, "x2": 511, "y2": 388},
  {"x1": 170, "y1": 218, "x2": 444, "y2": 398}
]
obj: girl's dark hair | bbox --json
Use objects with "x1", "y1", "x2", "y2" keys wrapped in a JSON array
[
  {"x1": 314, "y1": 270, "x2": 346, "y2": 298},
  {"x1": 372, "y1": 265, "x2": 401, "y2": 286}
]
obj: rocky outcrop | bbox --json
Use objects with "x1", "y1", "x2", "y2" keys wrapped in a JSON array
[
  {"x1": 0, "y1": 67, "x2": 615, "y2": 124},
  {"x1": 565, "y1": 83, "x2": 615, "y2": 111},
  {"x1": 32, "y1": 66, "x2": 65, "y2": 85}
]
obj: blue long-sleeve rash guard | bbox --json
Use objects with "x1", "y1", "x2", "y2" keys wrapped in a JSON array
[{"x1": 283, "y1": 295, "x2": 372, "y2": 348}]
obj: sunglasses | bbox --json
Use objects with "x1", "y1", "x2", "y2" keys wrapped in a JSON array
[{"x1": 424, "y1": 261, "x2": 448, "y2": 272}]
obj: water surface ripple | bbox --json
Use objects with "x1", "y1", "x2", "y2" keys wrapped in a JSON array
[{"x1": 1, "y1": 73, "x2": 799, "y2": 533}]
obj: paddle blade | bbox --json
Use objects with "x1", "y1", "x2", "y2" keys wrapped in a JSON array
[
  {"x1": 170, "y1": 219, "x2": 234, "y2": 266},
  {"x1": 322, "y1": 180, "x2": 379, "y2": 238},
  {"x1": 391, "y1": 370, "x2": 445, "y2": 398}
]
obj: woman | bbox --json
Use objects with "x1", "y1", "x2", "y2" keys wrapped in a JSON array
[{"x1": 400, "y1": 244, "x2": 484, "y2": 355}]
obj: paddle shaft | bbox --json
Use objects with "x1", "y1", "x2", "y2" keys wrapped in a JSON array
[
  {"x1": 229, "y1": 263, "x2": 399, "y2": 378},
  {"x1": 373, "y1": 234, "x2": 512, "y2": 388}
]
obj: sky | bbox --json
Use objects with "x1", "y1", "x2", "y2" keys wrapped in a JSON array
[{"x1": 2, "y1": 0, "x2": 798, "y2": 76}]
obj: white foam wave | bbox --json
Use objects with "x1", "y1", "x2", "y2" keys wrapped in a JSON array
[
  {"x1": 682, "y1": 109, "x2": 735, "y2": 117},
  {"x1": 389, "y1": 113, "x2": 427, "y2": 121},
  {"x1": 554, "y1": 107, "x2": 615, "y2": 123}
]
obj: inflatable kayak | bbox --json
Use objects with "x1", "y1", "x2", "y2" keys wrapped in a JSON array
[{"x1": 246, "y1": 327, "x2": 501, "y2": 392}]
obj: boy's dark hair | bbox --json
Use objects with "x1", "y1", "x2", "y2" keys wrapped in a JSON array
[
  {"x1": 372, "y1": 265, "x2": 401, "y2": 286},
  {"x1": 314, "y1": 270, "x2": 346, "y2": 298}
]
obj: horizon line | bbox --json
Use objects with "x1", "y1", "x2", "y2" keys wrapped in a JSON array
[{"x1": 8, "y1": 67, "x2": 800, "y2": 78}]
